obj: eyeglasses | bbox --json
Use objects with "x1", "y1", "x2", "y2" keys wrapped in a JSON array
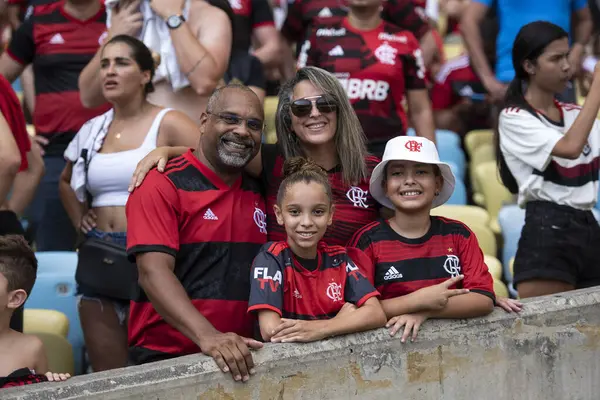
[
  {"x1": 207, "y1": 112, "x2": 265, "y2": 132},
  {"x1": 290, "y1": 95, "x2": 338, "y2": 117}
]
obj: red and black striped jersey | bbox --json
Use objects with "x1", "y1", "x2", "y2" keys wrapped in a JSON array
[
  {"x1": 261, "y1": 144, "x2": 380, "y2": 246},
  {"x1": 6, "y1": 1, "x2": 110, "y2": 155},
  {"x1": 248, "y1": 241, "x2": 379, "y2": 319},
  {"x1": 348, "y1": 217, "x2": 495, "y2": 302},
  {"x1": 0, "y1": 368, "x2": 47, "y2": 389},
  {"x1": 298, "y1": 17, "x2": 427, "y2": 146},
  {"x1": 0, "y1": 74, "x2": 30, "y2": 171},
  {"x1": 282, "y1": 0, "x2": 429, "y2": 47},
  {"x1": 227, "y1": 0, "x2": 275, "y2": 52},
  {"x1": 126, "y1": 150, "x2": 267, "y2": 364}
]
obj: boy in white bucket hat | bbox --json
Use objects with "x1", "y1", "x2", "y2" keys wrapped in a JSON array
[{"x1": 349, "y1": 136, "x2": 518, "y2": 343}]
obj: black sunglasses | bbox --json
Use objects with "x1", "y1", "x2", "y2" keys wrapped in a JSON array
[
  {"x1": 207, "y1": 112, "x2": 264, "y2": 132},
  {"x1": 290, "y1": 95, "x2": 338, "y2": 117}
]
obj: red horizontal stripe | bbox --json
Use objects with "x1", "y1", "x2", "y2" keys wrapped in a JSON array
[
  {"x1": 549, "y1": 157, "x2": 600, "y2": 179},
  {"x1": 379, "y1": 278, "x2": 447, "y2": 300},
  {"x1": 6, "y1": 49, "x2": 25, "y2": 65},
  {"x1": 253, "y1": 21, "x2": 275, "y2": 29},
  {"x1": 248, "y1": 303, "x2": 282, "y2": 316}
]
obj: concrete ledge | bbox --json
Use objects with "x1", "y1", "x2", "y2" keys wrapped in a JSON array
[{"x1": 5, "y1": 287, "x2": 600, "y2": 400}]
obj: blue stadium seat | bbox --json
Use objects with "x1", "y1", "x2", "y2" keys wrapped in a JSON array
[
  {"x1": 446, "y1": 177, "x2": 467, "y2": 205},
  {"x1": 406, "y1": 128, "x2": 462, "y2": 148},
  {"x1": 405, "y1": 128, "x2": 466, "y2": 177},
  {"x1": 497, "y1": 205, "x2": 526, "y2": 282},
  {"x1": 27, "y1": 252, "x2": 84, "y2": 374}
]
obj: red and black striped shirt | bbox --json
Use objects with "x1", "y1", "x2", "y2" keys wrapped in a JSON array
[
  {"x1": 0, "y1": 74, "x2": 30, "y2": 171},
  {"x1": 6, "y1": 0, "x2": 110, "y2": 155},
  {"x1": 248, "y1": 241, "x2": 378, "y2": 320},
  {"x1": 228, "y1": 0, "x2": 275, "y2": 52},
  {"x1": 126, "y1": 150, "x2": 267, "y2": 364},
  {"x1": 261, "y1": 144, "x2": 380, "y2": 247},
  {"x1": 0, "y1": 368, "x2": 47, "y2": 389},
  {"x1": 282, "y1": 0, "x2": 429, "y2": 48},
  {"x1": 348, "y1": 217, "x2": 495, "y2": 302}
]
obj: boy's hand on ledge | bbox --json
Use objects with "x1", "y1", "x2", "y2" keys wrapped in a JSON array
[
  {"x1": 45, "y1": 372, "x2": 71, "y2": 382},
  {"x1": 386, "y1": 312, "x2": 430, "y2": 343},
  {"x1": 496, "y1": 297, "x2": 523, "y2": 313}
]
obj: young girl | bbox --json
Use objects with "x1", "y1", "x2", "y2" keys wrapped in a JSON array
[
  {"x1": 497, "y1": 21, "x2": 600, "y2": 298},
  {"x1": 348, "y1": 136, "x2": 521, "y2": 343},
  {"x1": 248, "y1": 158, "x2": 386, "y2": 343}
]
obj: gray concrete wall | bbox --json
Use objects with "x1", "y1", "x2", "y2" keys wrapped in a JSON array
[{"x1": 4, "y1": 287, "x2": 600, "y2": 400}]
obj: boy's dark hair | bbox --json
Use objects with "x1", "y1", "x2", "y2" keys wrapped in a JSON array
[
  {"x1": 0, "y1": 235, "x2": 38, "y2": 295},
  {"x1": 495, "y1": 21, "x2": 568, "y2": 194}
]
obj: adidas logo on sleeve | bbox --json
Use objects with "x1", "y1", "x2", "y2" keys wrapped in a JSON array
[{"x1": 384, "y1": 266, "x2": 403, "y2": 280}]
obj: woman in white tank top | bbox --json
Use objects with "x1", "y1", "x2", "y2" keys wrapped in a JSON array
[{"x1": 58, "y1": 35, "x2": 199, "y2": 372}]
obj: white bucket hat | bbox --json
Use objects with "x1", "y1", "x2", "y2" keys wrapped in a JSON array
[{"x1": 370, "y1": 136, "x2": 456, "y2": 209}]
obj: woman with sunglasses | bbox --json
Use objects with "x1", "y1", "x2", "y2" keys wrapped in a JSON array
[
  {"x1": 296, "y1": 0, "x2": 436, "y2": 157},
  {"x1": 130, "y1": 67, "x2": 380, "y2": 246}
]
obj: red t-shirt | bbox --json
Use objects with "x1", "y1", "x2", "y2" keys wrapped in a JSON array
[
  {"x1": 0, "y1": 74, "x2": 30, "y2": 171},
  {"x1": 261, "y1": 144, "x2": 380, "y2": 247},
  {"x1": 248, "y1": 241, "x2": 379, "y2": 319},
  {"x1": 348, "y1": 216, "x2": 495, "y2": 302},
  {"x1": 298, "y1": 17, "x2": 427, "y2": 146},
  {"x1": 126, "y1": 150, "x2": 267, "y2": 364}
]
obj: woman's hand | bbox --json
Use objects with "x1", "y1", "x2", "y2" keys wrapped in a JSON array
[
  {"x1": 386, "y1": 312, "x2": 430, "y2": 343},
  {"x1": 128, "y1": 147, "x2": 171, "y2": 192},
  {"x1": 80, "y1": 210, "x2": 97, "y2": 234},
  {"x1": 270, "y1": 318, "x2": 328, "y2": 343},
  {"x1": 495, "y1": 297, "x2": 523, "y2": 313}
]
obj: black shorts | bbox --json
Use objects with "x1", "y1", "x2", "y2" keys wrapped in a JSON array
[{"x1": 513, "y1": 201, "x2": 600, "y2": 288}]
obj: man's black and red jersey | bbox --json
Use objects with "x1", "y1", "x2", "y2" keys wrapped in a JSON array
[
  {"x1": 261, "y1": 144, "x2": 380, "y2": 247},
  {"x1": 228, "y1": 0, "x2": 275, "y2": 51},
  {"x1": 126, "y1": 150, "x2": 267, "y2": 364},
  {"x1": 6, "y1": 1, "x2": 110, "y2": 155},
  {"x1": 298, "y1": 17, "x2": 427, "y2": 147},
  {"x1": 248, "y1": 241, "x2": 379, "y2": 319},
  {"x1": 347, "y1": 217, "x2": 495, "y2": 302},
  {"x1": 282, "y1": 0, "x2": 429, "y2": 49}
]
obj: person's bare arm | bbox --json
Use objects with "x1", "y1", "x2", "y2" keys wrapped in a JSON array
[
  {"x1": 418, "y1": 30, "x2": 438, "y2": 68},
  {"x1": 257, "y1": 310, "x2": 282, "y2": 341},
  {"x1": 426, "y1": 292, "x2": 494, "y2": 318},
  {"x1": 0, "y1": 52, "x2": 26, "y2": 83},
  {"x1": 151, "y1": 0, "x2": 232, "y2": 97},
  {"x1": 78, "y1": 0, "x2": 143, "y2": 108},
  {"x1": 569, "y1": 6, "x2": 593, "y2": 77},
  {"x1": 158, "y1": 110, "x2": 201, "y2": 148},
  {"x1": 0, "y1": 112, "x2": 21, "y2": 206},
  {"x1": 136, "y1": 252, "x2": 263, "y2": 381},
  {"x1": 252, "y1": 26, "x2": 283, "y2": 69},
  {"x1": 7, "y1": 137, "x2": 44, "y2": 216},
  {"x1": 7, "y1": 3, "x2": 21, "y2": 30},
  {"x1": 407, "y1": 89, "x2": 436, "y2": 143},
  {"x1": 30, "y1": 335, "x2": 49, "y2": 374},
  {"x1": 58, "y1": 162, "x2": 86, "y2": 229}
]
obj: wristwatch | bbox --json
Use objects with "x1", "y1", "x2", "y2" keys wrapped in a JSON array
[{"x1": 166, "y1": 15, "x2": 186, "y2": 29}]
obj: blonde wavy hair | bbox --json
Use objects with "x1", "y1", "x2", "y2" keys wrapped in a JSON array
[{"x1": 275, "y1": 67, "x2": 368, "y2": 185}]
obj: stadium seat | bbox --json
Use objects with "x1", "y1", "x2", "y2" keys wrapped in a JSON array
[
  {"x1": 497, "y1": 205, "x2": 526, "y2": 279},
  {"x1": 509, "y1": 257, "x2": 514, "y2": 277},
  {"x1": 474, "y1": 161, "x2": 514, "y2": 233},
  {"x1": 406, "y1": 128, "x2": 462, "y2": 148},
  {"x1": 264, "y1": 96, "x2": 278, "y2": 144},
  {"x1": 431, "y1": 205, "x2": 490, "y2": 228},
  {"x1": 484, "y1": 255, "x2": 503, "y2": 280},
  {"x1": 31, "y1": 332, "x2": 75, "y2": 376},
  {"x1": 446, "y1": 177, "x2": 467, "y2": 205},
  {"x1": 470, "y1": 224, "x2": 497, "y2": 257},
  {"x1": 464, "y1": 129, "x2": 493, "y2": 159},
  {"x1": 24, "y1": 309, "x2": 69, "y2": 338},
  {"x1": 469, "y1": 144, "x2": 495, "y2": 206},
  {"x1": 493, "y1": 279, "x2": 509, "y2": 298},
  {"x1": 27, "y1": 252, "x2": 83, "y2": 374},
  {"x1": 26, "y1": 124, "x2": 35, "y2": 137},
  {"x1": 443, "y1": 43, "x2": 464, "y2": 59}
]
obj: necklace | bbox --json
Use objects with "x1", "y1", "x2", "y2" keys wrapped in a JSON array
[{"x1": 115, "y1": 133, "x2": 122, "y2": 139}]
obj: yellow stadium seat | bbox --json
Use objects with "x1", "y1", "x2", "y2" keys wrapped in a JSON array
[
  {"x1": 32, "y1": 332, "x2": 75, "y2": 375},
  {"x1": 470, "y1": 224, "x2": 497, "y2": 257},
  {"x1": 443, "y1": 43, "x2": 464, "y2": 59},
  {"x1": 474, "y1": 162, "x2": 514, "y2": 234},
  {"x1": 493, "y1": 279, "x2": 509, "y2": 298},
  {"x1": 431, "y1": 205, "x2": 490, "y2": 228},
  {"x1": 24, "y1": 309, "x2": 69, "y2": 338},
  {"x1": 469, "y1": 144, "x2": 496, "y2": 206},
  {"x1": 464, "y1": 129, "x2": 493, "y2": 159},
  {"x1": 509, "y1": 257, "x2": 514, "y2": 278},
  {"x1": 26, "y1": 124, "x2": 36, "y2": 137},
  {"x1": 264, "y1": 96, "x2": 278, "y2": 144},
  {"x1": 484, "y1": 255, "x2": 503, "y2": 280}
]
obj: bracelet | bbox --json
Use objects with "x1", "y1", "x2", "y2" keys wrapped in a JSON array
[{"x1": 185, "y1": 53, "x2": 207, "y2": 78}]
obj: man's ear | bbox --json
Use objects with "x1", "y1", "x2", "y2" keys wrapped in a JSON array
[
  {"x1": 7, "y1": 289, "x2": 27, "y2": 310},
  {"x1": 274, "y1": 204, "x2": 284, "y2": 226}
]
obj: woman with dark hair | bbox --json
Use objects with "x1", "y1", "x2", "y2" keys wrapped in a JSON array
[
  {"x1": 497, "y1": 20, "x2": 600, "y2": 299},
  {"x1": 59, "y1": 35, "x2": 199, "y2": 372}
]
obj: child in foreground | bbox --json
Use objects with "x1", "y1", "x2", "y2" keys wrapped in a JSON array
[
  {"x1": 348, "y1": 136, "x2": 522, "y2": 343},
  {"x1": 0, "y1": 235, "x2": 70, "y2": 388},
  {"x1": 248, "y1": 158, "x2": 387, "y2": 343}
]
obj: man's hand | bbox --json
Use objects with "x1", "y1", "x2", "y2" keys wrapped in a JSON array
[
  {"x1": 270, "y1": 318, "x2": 328, "y2": 343},
  {"x1": 198, "y1": 332, "x2": 263, "y2": 382},
  {"x1": 149, "y1": 0, "x2": 185, "y2": 21},
  {"x1": 109, "y1": 0, "x2": 143, "y2": 38},
  {"x1": 386, "y1": 312, "x2": 430, "y2": 342},
  {"x1": 413, "y1": 275, "x2": 470, "y2": 311},
  {"x1": 483, "y1": 76, "x2": 508, "y2": 104}
]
